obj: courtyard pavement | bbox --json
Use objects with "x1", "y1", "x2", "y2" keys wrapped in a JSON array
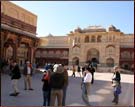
[{"x1": 1, "y1": 71, "x2": 134, "y2": 106}]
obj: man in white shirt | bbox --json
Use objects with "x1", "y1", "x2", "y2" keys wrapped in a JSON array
[{"x1": 82, "y1": 67, "x2": 92, "y2": 104}]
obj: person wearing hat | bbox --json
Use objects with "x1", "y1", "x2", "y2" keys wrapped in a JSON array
[
  {"x1": 23, "y1": 61, "x2": 34, "y2": 90},
  {"x1": 112, "y1": 65, "x2": 121, "y2": 104},
  {"x1": 50, "y1": 65, "x2": 65, "y2": 106}
]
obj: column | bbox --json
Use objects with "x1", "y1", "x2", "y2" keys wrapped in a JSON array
[
  {"x1": 28, "y1": 47, "x2": 32, "y2": 62},
  {"x1": 13, "y1": 44, "x2": 17, "y2": 61}
]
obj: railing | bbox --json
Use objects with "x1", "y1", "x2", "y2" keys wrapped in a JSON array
[{"x1": 1, "y1": 13, "x2": 36, "y2": 34}]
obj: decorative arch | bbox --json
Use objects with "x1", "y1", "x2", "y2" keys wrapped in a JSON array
[
  {"x1": 106, "y1": 45, "x2": 115, "y2": 56},
  {"x1": 87, "y1": 48, "x2": 99, "y2": 63},
  {"x1": 72, "y1": 57, "x2": 79, "y2": 65},
  {"x1": 106, "y1": 45, "x2": 115, "y2": 48},
  {"x1": 97, "y1": 35, "x2": 102, "y2": 42},
  {"x1": 72, "y1": 46, "x2": 80, "y2": 54},
  {"x1": 91, "y1": 35, "x2": 96, "y2": 42},
  {"x1": 85, "y1": 36, "x2": 89, "y2": 43}
]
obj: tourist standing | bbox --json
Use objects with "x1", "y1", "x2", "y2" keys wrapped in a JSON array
[
  {"x1": 23, "y1": 61, "x2": 34, "y2": 90},
  {"x1": 42, "y1": 69, "x2": 51, "y2": 106},
  {"x1": 81, "y1": 67, "x2": 92, "y2": 104},
  {"x1": 62, "y1": 65, "x2": 69, "y2": 106},
  {"x1": 77, "y1": 65, "x2": 81, "y2": 77},
  {"x1": 90, "y1": 65, "x2": 95, "y2": 84},
  {"x1": 112, "y1": 66, "x2": 121, "y2": 105},
  {"x1": 50, "y1": 65, "x2": 65, "y2": 106},
  {"x1": 72, "y1": 65, "x2": 76, "y2": 77}
]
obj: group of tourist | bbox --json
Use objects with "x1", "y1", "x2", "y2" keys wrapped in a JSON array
[
  {"x1": 81, "y1": 63, "x2": 121, "y2": 105},
  {"x1": 72, "y1": 59, "x2": 121, "y2": 106},
  {"x1": 6, "y1": 58, "x2": 121, "y2": 106},
  {"x1": 9, "y1": 59, "x2": 34, "y2": 96},
  {"x1": 72, "y1": 62, "x2": 96, "y2": 84},
  {"x1": 41, "y1": 64, "x2": 68, "y2": 106}
]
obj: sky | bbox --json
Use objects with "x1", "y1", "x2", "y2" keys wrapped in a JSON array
[{"x1": 11, "y1": 1, "x2": 134, "y2": 37}]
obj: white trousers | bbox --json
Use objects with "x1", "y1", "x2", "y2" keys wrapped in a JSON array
[{"x1": 11, "y1": 79, "x2": 19, "y2": 93}]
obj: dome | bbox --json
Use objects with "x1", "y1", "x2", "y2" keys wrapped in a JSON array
[
  {"x1": 82, "y1": 25, "x2": 106, "y2": 33},
  {"x1": 108, "y1": 25, "x2": 120, "y2": 32},
  {"x1": 47, "y1": 33, "x2": 53, "y2": 37}
]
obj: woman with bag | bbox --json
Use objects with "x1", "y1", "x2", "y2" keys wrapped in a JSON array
[{"x1": 112, "y1": 66, "x2": 121, "y2": 105}]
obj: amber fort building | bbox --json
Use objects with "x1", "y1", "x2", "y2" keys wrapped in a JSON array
[
  {"x1": 1, "y1": 1, "x2": 134, "y2": 71},
  {"x1": 36, "y1": 26, "x2": 134, "y2": 70}
]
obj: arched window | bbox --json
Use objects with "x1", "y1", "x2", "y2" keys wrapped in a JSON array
[
  {"x1": 85, "y1": 36, "x2": 89, "y2": 43},
  {"x1": 106, "y1": 45, "x2": 115, "y2": 56},
  {"x1": 91, "y1": 35, "x2": 96, "y2": 42},
  {"x1": 97, "y1": 35, "x2": 102, "y2": 42},
  {"x1": 87, "y1": 48, "x2": 99, "y2": 63}
]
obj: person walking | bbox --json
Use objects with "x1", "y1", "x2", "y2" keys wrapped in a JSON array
[
  {"x1": 90, "y1": 65, "x2": 95, "y2": 84},
  {"x1": 50, "y1": 65, "x2": 65, "y2": 106},
  {"x1": 112, "y1": 66, "x2": 121, "y2": 105},
  {"x1": 23, "y1": 61, "x2": 34, "y2": 90},
  {"x1": 9, "y1": 60, "x2": 21, "y2": 96},
  {"x1": 72, "y1": 65, "x2": 76, "y2": 77},
  {"x1": 62, "y1": 65, "x2": 69, "y2": 106},
  {"x1": 77, "y1": 65, "x2": 81, "y2": 77}
]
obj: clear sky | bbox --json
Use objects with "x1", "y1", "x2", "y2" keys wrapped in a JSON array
[{"x1": 11, "y1": 1, "x2": 134, "y2": 37}]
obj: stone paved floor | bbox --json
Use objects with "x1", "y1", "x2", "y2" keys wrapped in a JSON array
[{"x1": 1, "y1": 71, "x2": 134, "y2": 106}]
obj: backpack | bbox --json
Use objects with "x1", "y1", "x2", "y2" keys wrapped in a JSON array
[{"x1": 43, "y1": 72, "x2": 49, "y2": 80}]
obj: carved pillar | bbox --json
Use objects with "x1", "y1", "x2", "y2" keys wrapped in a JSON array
[
  {"x1": 1, "y1": 31, "x2": 9, "y2": 59},
  {"x1": 0, "y1": 33, "x2": 3, "y2": 59},
  {"x1": 17, "y1": 36, "x2": 22, "y2": 47},
  {"x1": 27, "y1": 46, "x2": 32, "y2": 62},
  {"x1": 33, "y1": 40, "x2": 39, "y2": 63},
  {"x1": 13, "y1": 44, "x2": 18, "y2": 61}
]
